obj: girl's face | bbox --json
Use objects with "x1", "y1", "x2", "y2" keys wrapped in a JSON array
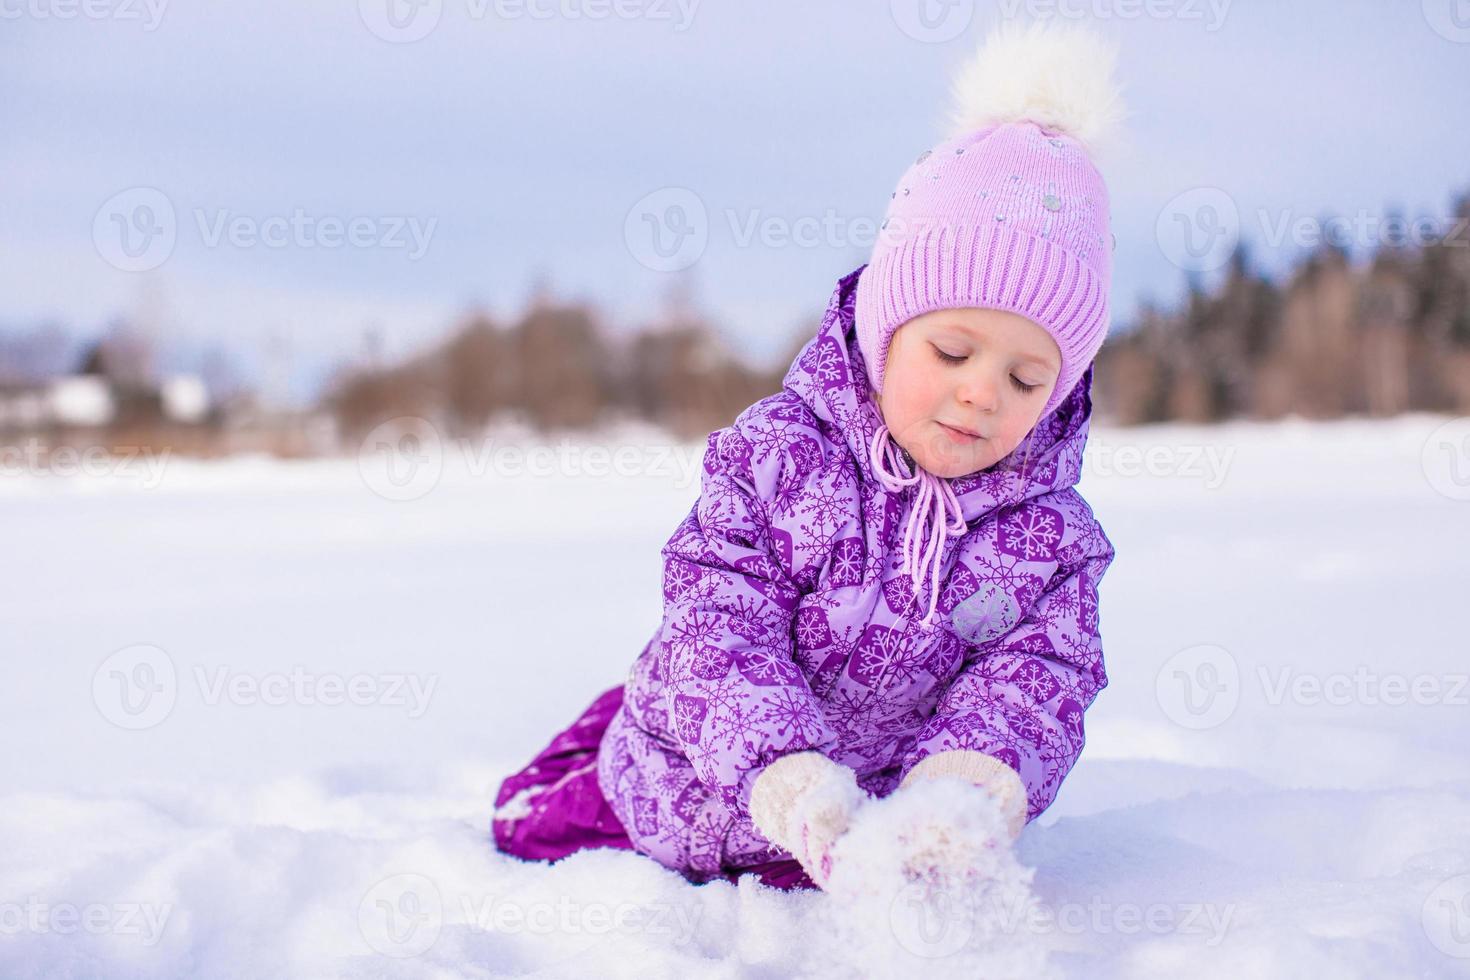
[{"x1": 876, "y1": 307, "x2": 1061, "y2": 479}]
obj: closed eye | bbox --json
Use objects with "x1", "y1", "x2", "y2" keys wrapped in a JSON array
[{"x1": 930, "y1": 344, "x2": 1041, "y2": 394}]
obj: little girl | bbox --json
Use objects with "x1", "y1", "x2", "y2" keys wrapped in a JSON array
[{"x1": 493, "y1": 21, "x2": 1125, "y2": 892}]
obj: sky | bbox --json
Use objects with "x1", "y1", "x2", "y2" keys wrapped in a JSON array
[{"x1": 3, "y1": 0, "x2": 1469, "y2": 402}]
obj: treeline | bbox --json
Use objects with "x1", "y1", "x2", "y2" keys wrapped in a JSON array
[
  {"x1": 1094, "y1": 193, "x2": 1470, "y2": 423},
  {"x1": 325, "y1": 303, "x2": 810, "y2": 443},
  {"x1": 321, "y1": 188, "x2": 1470, "y2": 439}
]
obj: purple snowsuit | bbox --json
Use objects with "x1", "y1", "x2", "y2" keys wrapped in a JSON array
[{"x1": 494, "y1": 265, "x2": 1115, "y2": 887}]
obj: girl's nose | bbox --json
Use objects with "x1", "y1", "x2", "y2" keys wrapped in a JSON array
[{"x1": 956, "y1": 373, "x2": 999, "y2": 413}]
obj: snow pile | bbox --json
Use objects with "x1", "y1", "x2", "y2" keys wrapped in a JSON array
[{"x1": 818, "y1": 778, "x2": 1054, "y2": 978}]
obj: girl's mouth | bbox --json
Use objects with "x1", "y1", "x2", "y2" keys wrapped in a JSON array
[{"x1": 938, "y1": 421, "x2": 983, "y2": 443}]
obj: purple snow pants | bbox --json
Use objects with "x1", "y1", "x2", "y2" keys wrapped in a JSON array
[{"x1": 492, "y1": 684, "x2": 817, "y2": 891}]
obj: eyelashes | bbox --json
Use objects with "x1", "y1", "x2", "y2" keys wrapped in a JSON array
[{"x1": 930, "y1": 345, "x2": 1040, "y2": 394}]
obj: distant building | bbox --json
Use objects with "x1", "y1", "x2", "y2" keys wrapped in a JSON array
[
  {"x1": 160, "y1": 375, "x2": 209, "y2": 423},
  {"x1": 0, "y1": 367, "x2": 209, "y2": 431},
  {"x1": 48, "y1": 375, "x2": 116, "y2": 426}
]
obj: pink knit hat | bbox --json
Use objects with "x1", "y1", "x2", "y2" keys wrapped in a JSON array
[
  {"x1": 855, "y1": 21, "x2": 1128, "y2": 628},
  {"x1": 857, "y1": 20, "x2": 1127, "y2": 426}
]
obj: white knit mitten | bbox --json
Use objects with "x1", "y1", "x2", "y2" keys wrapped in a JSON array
[
  {"x1": 895, "y1": 750, "x2": 1029, "y2": 884},
  {"x1": 901, "y1": 750, "x2": 1028, "y2": 839},
  {"x1": 748, "y1": 751, "x2": 867, "y2": 888}
]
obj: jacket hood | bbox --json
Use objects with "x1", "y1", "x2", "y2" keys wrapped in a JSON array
[
  {"x1": 781, "y1": 264, "x2": 1097, "y2": 626},
  {"x1": 783, "y1": 264, "x2": 1096, "y2": 525}
]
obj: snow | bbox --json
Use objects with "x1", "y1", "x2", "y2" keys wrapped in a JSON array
[
  {"x1": 821, "y1": 778, "x2": 1053, "y2": 976},
  {"x1": 2, "y1": 413, "x2": 1468, "y2": 978}
]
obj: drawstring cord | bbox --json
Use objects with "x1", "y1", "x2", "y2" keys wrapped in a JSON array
[{"x1": 867, "y1": 424, "x2": 968, "y2": 628}]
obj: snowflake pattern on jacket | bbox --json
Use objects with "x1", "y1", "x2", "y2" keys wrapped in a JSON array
[{"x1": 596, "y1": 264, "x2": 1116, "y2": 880}]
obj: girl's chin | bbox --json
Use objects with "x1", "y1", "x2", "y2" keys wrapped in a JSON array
[{"x1": 915, "y1": 447, "x2": 992, "y2": 479}]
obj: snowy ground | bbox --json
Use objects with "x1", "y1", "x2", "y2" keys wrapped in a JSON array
[{"x1": 3, "y1": 413, "x2": 1469, "y2": 979}]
